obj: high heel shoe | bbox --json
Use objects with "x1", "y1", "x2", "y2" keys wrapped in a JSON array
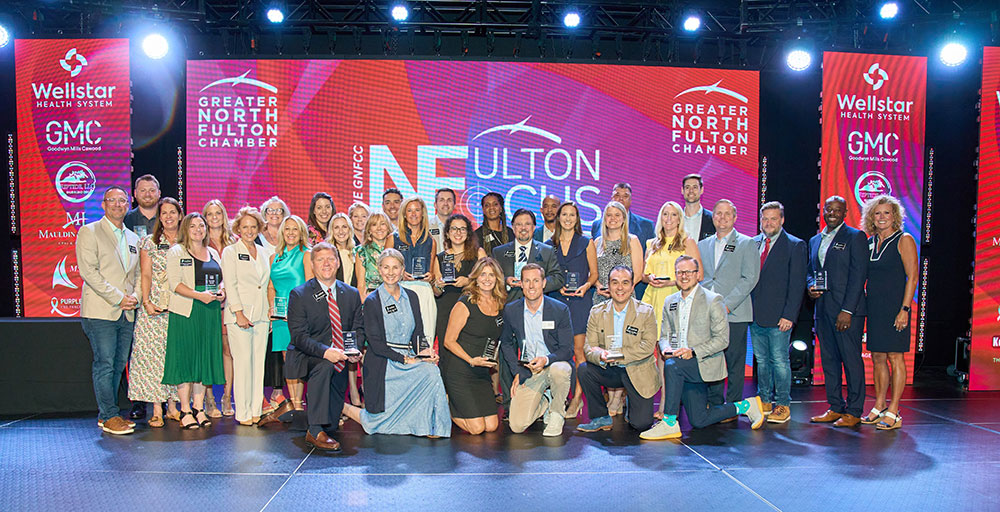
[
  {"x1": 192, "y1": 408, "x2": 212, "y2": 427},
  {"x1": 180, "y1": 411, "x2": 200, "y2": 430},
  {"x1": 565, "y1": 398, "x2": 583, "y2": 419},
  {"x1": 221, "y1": 394, "x2": 235, "y2": 417}
]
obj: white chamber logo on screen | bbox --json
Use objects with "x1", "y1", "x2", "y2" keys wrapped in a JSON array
[
  {"x1": 670, "y1": 80, "x2": 752, "y2": 156},
  {"x1": 31, "y1": 46, "x2": 118, "y2": 109},
  {"x1": 195, "y1": 70, "x2": 279, "y2": 148},
  {"x1": 54, "y1": 161, "x2": 97, "y2": 203},
  {"x1": 353, "y1": 115, "x2": 604, "y2": 225},
  {"x1": 52, "y1": 256, "x2": 79, "y2": 289},
  {"x1": 854, "y1": 171, "x2": 892, "y2": 205}
]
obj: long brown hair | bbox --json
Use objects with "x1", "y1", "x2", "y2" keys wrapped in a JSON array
[
  {"x1": 177, "y1": 213, "x2": 209, "y2": 252},
  {"x1": 307, "y1": 192, "x2": 335, "y2": 239},
  {"x1": 443, "y1": 213, "x2": 479, "y2": 261},
  {"x1": 462, "y1": 257, "x2": 507, "y2": 305},
  {"x1": 551, "y1": 201, "x2": 583, "y2": 249},
  {"x1": 152, "y1": 197, "x2": 182, "y2": 245}
]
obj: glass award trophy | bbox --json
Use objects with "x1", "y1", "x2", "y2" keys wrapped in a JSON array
[
  {"x1": 481, "y1": 337, "x2": 500, "y2": 365},
  {"x1": 412, "y1": 256, "x2": 429, "y2": 280},
  {"x1": 135, "y1": 225, "x2": 148, "y2": 238},
  {"x1": 813, "y1": 270, "x2": 828, "y2": 291},
  {"x1": 442, "y1": 261, "x2": 457, "y2": 283},
  {"x1": 271, "y1": 296, "x2": 288, "y2": 320},
  {"x1": 565, "y1": 271, "x2": 581, "y2": 292},
  {"x1": 654, "y1": 262, "x2": 671, "y2": 281},
  {"x1": 343, "y1": 331, "x2": 361, "y2": 356},
  {"x1": 605, "y1": 334, "x2": 624, "y2": 363},
  {"x1": 414, "y1": 334, "x2": 433, "y2": 358},
  {"x1": 518, "y1": 339, "x2": 534, "y2": 366},
  {"x1": 205, "y1": 274, "x2": 220, "y2": 294},
  {"x1": 660, "y1": 334, "x2": 687, "y2": 357}
]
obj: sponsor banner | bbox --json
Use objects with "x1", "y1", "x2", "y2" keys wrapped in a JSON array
[
  {"x1": 15, "y1": 39, "x2": 131, "y2": 317},
  {"x1": 971, "y1": 47, "x2": 1000, "y2": 390},
  {"x1": 185, "y1": 60, "x2": 759, "y2": 234},
  {"x1": 815, "y1": 51, "x2": 925, "y2": 385}
]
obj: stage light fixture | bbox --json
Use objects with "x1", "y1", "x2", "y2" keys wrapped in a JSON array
[
  {"x1": 0, "y1": 25, "x2": 9, "y2": 48},
  {"x1": 683, "y1": 16, "x2": 701, "y2": 32},
  {"x1": 786, "y1": 49, "x2": 812, "y2": 71},
  {"x1": 879, "y1": 2, "x2": 899, "y2": 19},
  {"x1": 266, "y1": 8, "x2": 285, "y2": 24},
  {"x1": 391, "y1": 5, "x2": 409, "y2": 22},
  {"x1": 142, "y1": 33, "x2": 169, "y2": 59},
  {"x1": 792, "y1": 340, "x2": 809, "y2": 352},
  {"x1": 940, "y1": 42, "x2": 968, "y2": 66},
  {"x1": 563, "y1": 11, "x2": 581, "y2": 28}
]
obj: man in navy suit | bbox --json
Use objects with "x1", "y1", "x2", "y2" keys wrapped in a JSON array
[
  {"x1": 682, "y1": 174, "x2": 716, "y2": 242},
  {"x1": 807, "y1": 196, "x2": 868, "y2": 428},
  {"x1": 750, "y1": 202, "x2": 807, "y2": 424},
  {"x1": 590, "y1": 183, "x2": 655, "y2": 298},
  {"x1": 534, "y1": 195, "x2": 560, "y2": 243},
  {"x1": 499, "y1": 263, "x2": 575, "y2": 437},
  {"x1": 494, "y1": 208, "x2": 564, "y2": 303},
  {"x1": 276, "y1": 243, "x2": 364, "y2": 451}
]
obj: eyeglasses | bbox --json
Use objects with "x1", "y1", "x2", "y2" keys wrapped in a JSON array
[
  {"x1": 266, "y1": 208, "x2": 284, "y2": 215},
  {"x1": 449, "y1": 226, "x2": 468, "y2": 232},
  {"x1": 104, "y1": 198, "x2": 128, "y2": 205},
  {"x1": 676, "y1": 270, "x2": 698, "y2": 276}
]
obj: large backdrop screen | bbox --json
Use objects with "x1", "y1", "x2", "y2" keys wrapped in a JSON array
[
  {"x1": 971, "y1": 46, "x2": 1000, "y2": 391},
  {"x1": 185, "y1": 60, "x2": 759, "y2": 234},
  {"x1": 818, "y1": 51, "x2": 926, "y2": 384},
  {"x1": 16, "y1": 39, "x2": 131, "y2": 318}
]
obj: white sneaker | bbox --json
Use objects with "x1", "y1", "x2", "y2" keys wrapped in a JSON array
[
  {"x1": 639, "y1": 420, "x2": 681, "y2": 440},
  {"x1": 542, "y1": 413, "x2": 564, "y2": 437},
  {"x1": 744, "y1": 396, "x2": 765, "y2": 430}
]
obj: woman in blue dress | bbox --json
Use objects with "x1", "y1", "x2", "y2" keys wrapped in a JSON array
[
  {"x1": 547, "y1": 201, "x2": 598, "y2": 418},
  {"x1": 342, "y1": 248, "x2": 452, "y2": 437}
]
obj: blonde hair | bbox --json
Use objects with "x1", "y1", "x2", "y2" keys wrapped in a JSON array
[
  {"x1": 231, "y1": 205, "x2": 265, "y2": 234},
  {"x1": 462, "y1": 257, "x2": 508, "y2": 305},
  {"x1": 326, "y1": 212, "x2": 357, "y2": 251},
  {"x1": 598, "y1": 200, "x2": 631, "y2": 258},
  {"x1": 397, "y1": 196, "x2": 430, "y2": 245},
  {"x1": 377, "y1": 247, "x2": 405, "y2": 267},
  {"x1": 275, "y1": 215, "x2": 310, "y2": 256},
  {"x1": 202, "y1": 199, "x2": 234, "y2": 250},
  {"x1": 177, "y1": 213, "x2": 209, "y2": 251},
  {"x1": 651, "y1": 201, "x2": 688, "y2": 253},
  {"x1": 348, "y1": 201, "x2": 371, "y2": 218},
  {"x1": 861, "y1": 194, "x2": 905, "y2": 235},
  {"x1": 363, "y1": 212, "x2": 393, "y2": 246}
]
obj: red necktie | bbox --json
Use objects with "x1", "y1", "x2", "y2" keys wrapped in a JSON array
[
  {"x1": 760, "y1": 237, "x2": 771, "y2": 269},
  {"x1": 328, "y1": 291, "x2": 345, "y2": 372}
]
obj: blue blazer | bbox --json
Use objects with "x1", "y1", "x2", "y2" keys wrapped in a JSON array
[
  {"x1": 361, "y1": 287, "x2": 425, "y2": 414},
  {"x1": 287, "y1": 278, "x2": 365, "y2": 360},
  {"x1": 498, "y1": 296, "x2": 574, "y2": 383},
  {"x1": 807, "y1": 225, "x2": 868, "y2": 319},
  {"x1": 533, "y1": 226, "x2": 551, "y2": 243},
  {"x1": 750, "y1": 230, "x2": 808, "y2": 327},
  {"x1": 694, "y1": 207, "x2": 716, "y2": 241},
  {"x1": 590, "y1": 211, "x2": 655, "y2": 252}
]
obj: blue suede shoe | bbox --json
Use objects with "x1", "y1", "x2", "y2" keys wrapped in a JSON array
[{"x1": 577, "y1": 415, "x2": 614, "y2": 432}]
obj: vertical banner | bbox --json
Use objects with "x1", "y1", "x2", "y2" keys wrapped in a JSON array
[
  {"x1": 15, "y1": 39, "x2": 131, "y2": 318},
  {"x1": 818, "y1": 51, "x2": 926, "y2": 384},
  {"x1": 971, "y1": 47, "x2": 1000, "y2": 390}
]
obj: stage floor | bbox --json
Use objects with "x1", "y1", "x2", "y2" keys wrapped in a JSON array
[{"x1": 2, "y1": 374, "x2": 998, "y2": 511}]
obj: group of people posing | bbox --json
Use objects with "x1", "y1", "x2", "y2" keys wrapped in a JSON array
[{"x1": 77, "y1": 173, "x2": 917, "y2": 451}]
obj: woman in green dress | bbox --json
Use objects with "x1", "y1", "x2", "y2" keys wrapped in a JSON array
[{"x1": 267, "y1": 214, "x2": 313, "y2": 411}]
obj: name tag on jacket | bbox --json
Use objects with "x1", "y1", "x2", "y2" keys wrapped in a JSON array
[
  {"x1": 541, "y1": 320, "x2": 555, "y2": 329},
  {"x1": 129, "y1": 245, "x2": 137, "y2": 254},
  {"x1": 625, "y1": 325, "x2": 639, "y2": 336},
  {"x1": 724, "y1": 244, "x2": 736, "y2": 252},
  {"x1": 180, "y1": 258, "x2": 193, "y2": 267},
  {"x1": 313, "y1": 290, "x2": 327, "y2": 301},
  {"x1": 239, "y1": 253, "x2": 250, "y2": 261},
  {"x1": 385, "y1": 304, "x2": 398, "y2": 314},
  {"x1": 833, "y1": 242, "x2": 846, "y2": 250},
  {"x1": 669, "y1": 302, "x2": 678, "y2": 311}
]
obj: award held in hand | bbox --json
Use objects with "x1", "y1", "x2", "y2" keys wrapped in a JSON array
[
  {"x1": 605, "y1": 334, "x2": 624, "y2": 363},
  {"x1": 205, "y1": 274, "x2": 220, "y2": 294},
  {"x1": 481, "y1": 337, "x2": 500, "y2": 365},
  {"x1": 660, "y1": 334, "x2": 687, "y2": 357},
  {"x1": 518, "y1": 339, "x2": 533, "y2": 366},
  {"x1": 343, "y1": 331, "x2": 361, "y2": 356},
  {"x1": 412, "y1": 256, "x2": 429, "y2": 280},
  {"x1": 271, "y1": 296, "x2": 288, "y2": 320},
  {"x1": 813, "y1": 270, "x2": 828, "y2": 291},
  {"x1": 414, "y1": 334, "x2": 433, "y2": 358},
  {"x1": 565, "y1": 271, "x2": 581, "y2": 292},
  {"x1": 442, "y1": 261, "x2": 457, "y2": 283}
]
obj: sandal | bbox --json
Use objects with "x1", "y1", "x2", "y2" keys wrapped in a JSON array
[
  {"x1": 149, "y1": 415, "x2": 164, "y2": 428},
  {"x1": 565, "y1": 397, "x2": 583, "y2": 419},
  {"x1": 876, "y1": 411, "x2": 902, "y2": 430},
  {"x1": 861, "y1": 407, "x2": 887, "y2": 425},
  {"x1": 221, "y1": 395, "x2": 235, "y2": 417},
  {"x1": 165, "y1": 409, "x2": 182, "y2": 422},
  {"x1": 192, "y1": 408, "x2": 212, "y2": 427},
  {"x1": 204, "y1": 398, "x2": 223, "y2": 419},
  {"x1": 180, "y1": 411, "x2": 200, "y2": 430},
  {"x1": 291, "y1": 399, "x2": 305, "y2": 411}
]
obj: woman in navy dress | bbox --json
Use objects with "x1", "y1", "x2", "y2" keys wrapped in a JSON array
[
  {"x1": 860, "y1": 195, "x2": 918, "y2": 431},
  {"x1": 547, "y1": 201, "x2": 598, "y2": 418}
]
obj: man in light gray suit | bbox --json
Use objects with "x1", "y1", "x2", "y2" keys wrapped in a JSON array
[
  {"x1": 640, "y1": 255, "x2": 764, "y2": 440},
  {"x1": 697, "y1": 199, "x2": 760, "y2": 408}
]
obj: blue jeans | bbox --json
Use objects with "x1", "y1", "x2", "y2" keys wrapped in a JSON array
[
  {"x1": 750, "y1": 323, "x2": 791, "y2": 406},
  {"x1": 80, "y1": 314, "x2": 134, "y2": 421}
]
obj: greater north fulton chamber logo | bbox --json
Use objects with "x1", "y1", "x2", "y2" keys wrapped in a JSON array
[
  {"x1": 195, "y1": 70, "x2": 279, "y2": 148},
  {"x1": 31, "y1": 47, "x2": 118, "y2": 109},
  {"x1": 669, "y1": 80, "x2": 751, "y2": 156}
]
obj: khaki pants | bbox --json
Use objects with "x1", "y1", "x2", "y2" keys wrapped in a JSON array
[{"x1": 508, "y1": 361, "x2": 572, "y2": 433}]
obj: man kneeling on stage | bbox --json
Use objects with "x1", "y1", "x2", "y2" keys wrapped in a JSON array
[
  {"x1": 282, "y1": 243, "x2": 364, "y2": 451},
  {"x1": 577, "y1": 265, "x2": 658, "y2": 432},
  {"x1": 640, "y1": 255, "x2": 765, "y2": 440}
]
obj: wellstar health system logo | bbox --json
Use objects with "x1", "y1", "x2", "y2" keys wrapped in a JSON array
[
  {"x1": 59, "y1": 48, "x2": 88, "y2": 77},
  {"x1": 863, "y1": 63, "x2": 889, "y2": 91}
]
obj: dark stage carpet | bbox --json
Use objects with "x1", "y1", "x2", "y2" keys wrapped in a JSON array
[{"x1": 2, "y1": 374, "x2": 998, "y2": 511}]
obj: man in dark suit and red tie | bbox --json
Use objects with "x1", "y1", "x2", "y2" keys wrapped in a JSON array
[
  {"x1": 807, "y1": 196, "x2": 868, "y2": 428},
  {"x1": 268, "y1": 242, "x2": 364, "y2": 451},
  {"x1": 750, "y1": 202, "x2": 807, "y2": 424}
]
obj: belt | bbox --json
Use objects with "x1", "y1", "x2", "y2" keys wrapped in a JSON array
[{"x1": 606, "y1": 354, "x2": 654, "y2": 369}]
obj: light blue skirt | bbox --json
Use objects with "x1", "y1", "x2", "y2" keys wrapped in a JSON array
[{"x1": 361, "y1": 359, "x2": 452, "y2": 437}]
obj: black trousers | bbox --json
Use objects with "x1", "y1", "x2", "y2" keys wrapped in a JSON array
[
  {"x1": 303, "y1": 355, "x2": 348, "y2": 431},
  {"x1": 815, "y1": 312, "x2": 865, "y2": 417},
  {"x1": 578, "y1": 362, "x2": 654, "y2": 431},
  {"x1": 663, "y1": 357, "x2": 738, "y2": 429},
  {"x1": 498, "y1": 355, "x2": 513, "y2": 410},
  {"x1": 708, "y1": 321, "x2": 750, "y2": 406}
]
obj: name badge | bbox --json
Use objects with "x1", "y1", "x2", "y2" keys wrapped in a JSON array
[
  {"x1": 833, "y1": 242, "x2": 846, "y2": 250},
  {"x1": 668, "y1": 302, "x2": 678, "y2": 311},
  {"x1": 129, "y1": 245, "x2": 137, "y2": 254},
  {"x1": 157, "y1": 244, "x2": 169, "y2": 250},
  {"x1": 430, "y1": 228, "x2": 440, "y2": 236},
  {"x1": 239, "y1": 253, "x2": 250, "y2": 261},
  {"x1": 495, "y1": 317, "x2": 504, "y2": 327},
  {"x1": 724, "y1": 244, "x2": 736, "y2": 252},
  {"x1": 313, "y1": 290, "x2": 327, "y2": 301},
  {"x1": 625, "y1": 325, "x2": 639, "y2": 336},
  {"x1": 505, "y1": 250, "x2": 514, "y2": 257},
  {"x1": 541, "y1": 320, "x2": 555, "y2": 329},
  {"x1": 444, "y1": 253, "x2": 455, "y2": 262},
  {"x1": 180, "y1": 258, "x2": 193, "y2": 267},
  {"x1": 385, "y1": 304, "x2": 398, "y2": 314}
]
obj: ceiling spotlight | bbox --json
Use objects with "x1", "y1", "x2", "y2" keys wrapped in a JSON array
[
  {"x1": 0, "y1": 25, "x2": 9, "y2": 48},
  {"x1": 792, "y1": 340, "x2": 809, "y2": 352},
  {"x1": 563, "y1": 11, "x2": 581, "y2": 28},
  {"x1": 142, "y1": 33, "x2": 169, "y2": 59},
  {"x1": 879, "y1": 2, "x2": 899, "y2": 19},
  {"x1": 266, "y1": 8, "x2": 284, "y2": 23},
  {"x1": 940, "y1": 42, "x2": 968, "y2": 67},
  {"x1": 683, "y1": 16, "x2": 701, "y2": 32},
  {"x1": 391, "y1": 5, "x2": 409, "y2": 22},
  {"x1": 786, "y1": 49, "x2": 812, "y2": 71}
]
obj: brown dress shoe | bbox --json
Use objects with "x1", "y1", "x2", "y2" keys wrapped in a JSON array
[
  {"x1": 833, "y1": 414, "x2": 861, "y2": 427},
  {"x1": 257, "y1": 400, "x2": 295, "y2": 428},
  {"x1": 768, "y1": 405, "x2": 791, "y2": 424},
  {"x1": 305, "y1": 431, "x2": 342, "y2": 452},
  {"x1": 810, "y1": 410, "x2": 843, "y2": 423},
  {"x1": 101, "y1": 416, "x2": 135, "y2": 435}
]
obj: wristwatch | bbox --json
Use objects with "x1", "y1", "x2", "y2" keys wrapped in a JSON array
[{"x1": 901, "y1": 305, "x2": 911, "y2": 312}]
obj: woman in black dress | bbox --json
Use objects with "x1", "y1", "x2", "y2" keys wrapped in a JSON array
[
  {"x1": 861, "y1": 195, "x2": 918, "y2": 430},
  {"x1": 440, "y1": 257, "x2": 507, "y2": 434},
  {"x1": 433, "y1": 214, "x2": 487, "y2": 344}
]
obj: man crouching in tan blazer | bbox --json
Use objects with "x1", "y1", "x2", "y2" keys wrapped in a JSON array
[
  {"x1": 577, "y1": 265, "x2": 659, "y2": 433},
  {"x1": 76, "y1": 185, "x2": 141, "y2": 435},
  {"x1": 640, "y1": 255, "x2": 765, "y2": 440}
]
